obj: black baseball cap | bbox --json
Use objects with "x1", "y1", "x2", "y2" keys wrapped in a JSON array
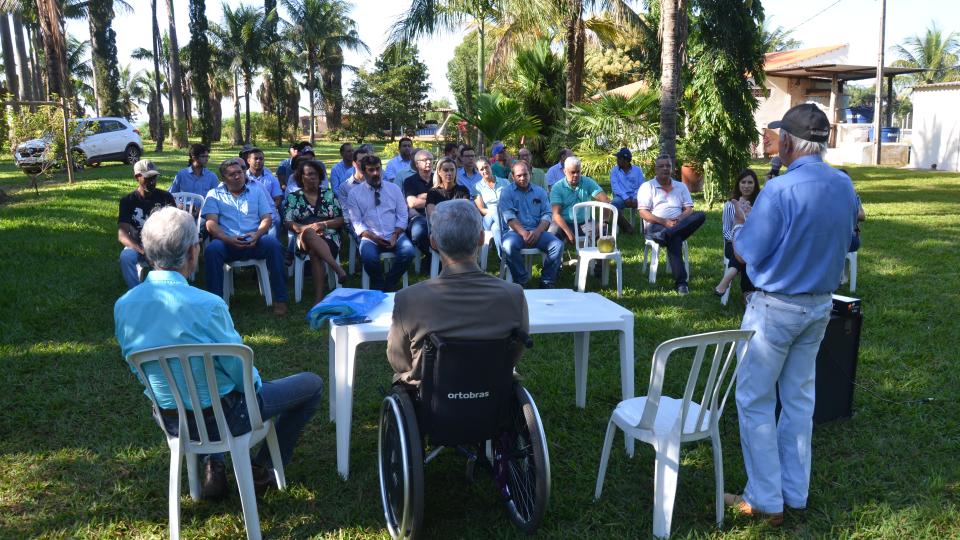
[
  {"x1": 769, "y1": 103, "x2": 830, "y2": 143},
  {"x1": 615, "y1": 147, "x2": 632, "y2": 160}
]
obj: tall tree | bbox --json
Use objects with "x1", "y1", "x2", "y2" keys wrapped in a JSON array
[
  {"x1": 164, "y1": 0, "x2": 187, "y2": 147},
  {"x1": 657, "y1": 0, "x2": 686, "y2": 160},
  {"x1": 282, "y1": 0, "x2": 368, "y2": 142},
  {"x1": 0, "y1": 13, "x2": 19, "y2": 111},
  {"x1": 149, "y1": 0, "x2": 163, "y2": 150},
  {"x1": 189, "y1": 0, "x2": 212, "y2": 144},
  {"x1": 372, "y1": 41, "x2": 430, "y2": 138},
  {"x1": 87, "y1": 0, "x2": 123, "y2": 116},
  {"x1": 12, "y1": 12, "x2": 33, "y2": 102},
  {"x1": 212, "y1": 3, "x2": 270, "y2": 144},
  {"x1": 34, "y1": 0, "x2": 71, "y2": 99},
  {"x1": 892, "y1": 22, "x2": 960, "y2": 84}
]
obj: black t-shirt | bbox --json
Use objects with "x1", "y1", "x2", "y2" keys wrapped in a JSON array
[
  {"x1": 426, "y1": 184, "x2": 471, "y2": 206},
  {"x1": 118, "y1": 188, "x2": 175, "y2": 232},
  {"x1": 403, "y1": 174, "x2": 431, "y2": 216}
]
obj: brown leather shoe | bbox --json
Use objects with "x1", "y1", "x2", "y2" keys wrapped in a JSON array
[
  {"x1": 724, "y1": 493, "x2": 784, "y2": 526},
  {"x1": 201, "y1": 458, "x2": 228, "y2": 501},
  {"x1": 273, "y1": 302, "x2": 288, "y2": 317}
]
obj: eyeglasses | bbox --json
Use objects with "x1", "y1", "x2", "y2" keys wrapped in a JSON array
[{"x1": 416, "y1": 158, "x2": 433, "y2": 163}]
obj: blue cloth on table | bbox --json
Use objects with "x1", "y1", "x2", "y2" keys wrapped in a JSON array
[{"x1": 306, "y1": 287, "x2": 387, "y2": 329}]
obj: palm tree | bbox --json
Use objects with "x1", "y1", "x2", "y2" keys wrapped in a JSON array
[
  {"x1": 149, "y1": 0, "x2": 164, "y2": 150},
  {"x1": 892, "y1": 22, "x2": 960, "y2": 84},
  {"x1": 454, "y1": 92, "x2": 542, "y2": 145},
  {"x1": 12, "y1": 12, "x2": 33, "y2": 102},
  {"x1": 0, "y1": 13, "x2": 20, "y2": 110},
  {"x1": 761, "y1": 22, "x2": 801, "y2": 53},
  {"x1": 282, "y1": 0, "x2": 368, "y2": 141},
  {"x1": 65, "y1": 35, "x2": 92, "y2": 113},
  {"x1": 212, "y1": 3, "x2": 271, "y2": 144},
  {"x1": 118, "y1": 64, "x2": 149, "y2": 119},
  {"x1": 164, "y1": 0, "x2": 187, "y2": 147},
  {"x1": 658, "y1": 0, "x2": 687, "y2": 160}
]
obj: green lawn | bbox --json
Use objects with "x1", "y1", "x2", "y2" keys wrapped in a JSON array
[{"x1": 1, "y1": 143, "x2": 958, "y2": 539}]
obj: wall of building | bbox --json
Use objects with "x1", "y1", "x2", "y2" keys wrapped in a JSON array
[{"x1": 910, "y1": 85, "x2": 960, "y2": 172}]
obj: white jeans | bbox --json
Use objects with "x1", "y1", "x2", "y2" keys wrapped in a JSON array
[{"x1": 736, "y1": 291, "x2": 832, "y2": 513}]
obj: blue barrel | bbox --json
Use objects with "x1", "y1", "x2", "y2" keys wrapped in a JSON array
[{"x1": 881, "y1": 127, "x2": 900, "y2": 142}]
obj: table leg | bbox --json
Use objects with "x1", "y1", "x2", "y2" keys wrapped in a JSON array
[
  {"x1": 335, "y1": 327, "x2": 358, "y2": 480},
  {"x1": 620, "y1": 326, "x2": 635, "y2": 456},
  {"x1": 574, "y1": 331, "x2": 590, "y2": 408},
  {"x1": 328, "y1": 331, "x2": 336, "y2": 422}
]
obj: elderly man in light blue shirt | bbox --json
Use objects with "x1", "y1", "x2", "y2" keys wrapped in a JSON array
[
  {"x1": 346, "y1": 154, "x2": 417, "y2": 291},
  {"x1": 725, "y1": 104, "x2": 859, "y2": 525},
  {"x1": 329, "y1": 142, "x2": 355, "y2": 194},
  {"x1": 499, "y1": 160, "x2": 564, "y2": 288},
  {"x1": 115, "y1": 206, "x2": 322, "y2": 500},
  {"x1": 201, "y1": 159, "x2": 289, "y2": 316}
]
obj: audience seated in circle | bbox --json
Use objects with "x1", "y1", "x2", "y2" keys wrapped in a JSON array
[
  {"x1": 346, "y1": 154, "x2": 417, "y2": 292},
  {"x1": 200, "y1": 159, "x2": 289, "y2": 316},
  {"x1": 118, "y1": 159, "x2": 175, "y2": 289},
  {"x1": 114, "y1": 206, "x2": 322, "y2": 501}
]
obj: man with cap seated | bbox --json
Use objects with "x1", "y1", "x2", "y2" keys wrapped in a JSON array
[
  {"x1": 201, "y1": 158, "x2": 289, "y2": 316},
  {"x1": 609, "y1": 147, "x2": 643, "y2": 234},
  {"x1": 118, "y1": 160, "x2": 175, "y2": 288},
  {"x1": 490, "y1": 142, "x2": 512, "y2": 179},
  {"x1": 725, "y1": 103, "x2": 859, "y2": 526}
]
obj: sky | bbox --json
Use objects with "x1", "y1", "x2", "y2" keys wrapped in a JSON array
[{"x1": 64, "y1": 0, "x2": 957, "y2": 121}]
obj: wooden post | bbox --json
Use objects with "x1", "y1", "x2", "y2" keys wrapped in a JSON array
[{"x1": 871, "y1": 0, "x2": 887, "y2": 165}]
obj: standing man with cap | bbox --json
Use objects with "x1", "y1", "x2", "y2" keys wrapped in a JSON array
[
  {"x1": 609, "y1": 147, "x2": 644, "y2": 234},
  {"x1": 118, "y1": 160, "x2": 175, "y2": 288},
  {"x1": 725, "y1": 103, "x2": 858, "y2": 525}
]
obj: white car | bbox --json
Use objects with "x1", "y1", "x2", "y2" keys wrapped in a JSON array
[{"x1": 13, "y1": 116, "x2": 144, "y2": 173}]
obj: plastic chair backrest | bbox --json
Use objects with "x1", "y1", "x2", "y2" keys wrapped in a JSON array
[
  {"x1": 171, "y1": 192, "x2": 205, "y2": 215},
  {"x1": 636, "y1": 330, "x2": 754, "y2": 435},
  {"x1": 417, "y1": 330, "x2": 528, "y2": 446},
  {"x1": 572, "y1": 201, "x2": 618, "y2": 250},
  {"x1": 127, "y1": 344, "x2": 264, "y2": 451}
]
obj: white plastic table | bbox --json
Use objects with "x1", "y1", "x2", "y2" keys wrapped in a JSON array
[{"x1": 327, "y1": 288, "x2": 635, "y2": 479}]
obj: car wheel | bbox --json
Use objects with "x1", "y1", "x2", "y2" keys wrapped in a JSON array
[{"x1": 125, "y1": 145, "x2": 142, "y2": 164}]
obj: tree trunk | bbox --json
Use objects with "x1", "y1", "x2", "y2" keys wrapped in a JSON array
[
  {"x1": 150, "y1": 0, "x2": 164, "y2": 151},
  {"x1": 0, "y1": 14, "x2": 20, "y2": 112},
  {"x1": 26, "y1": 23, "x2": 44, "y2": 99},
  {"x1": 320, "y1": 45, "x2": 344, "y2": 131},
  {"x1": 12, "y1": 14, "x2": 33, "y2": 103},
  {"x1": 307, "y1": 55, "x2": 316, "y2": 144},
  {"x1": 190, "y1": 0, "x2": 213, "y2": 145},
  {"x1": 88, "y1": 0, "x2": 122, "y2": 117},
  {"x1": 165, "y1": 0, "x2": 188, "y2": 148},
  {"x1": 34, "y1": 0, "x2": 70, "y2": 100},
  {"x1": 658, "y1": 0, "x2": 681, "y2": 161},
  {"x1": 564, "y1": 0, "x2": 585, "y2": 107},
  {"x1": 244, "y1": 71, "x2": 252, "y2": 144},
  {"x1": 209, "y1": 87, "x2": 222, "y2": 142},
  {"x1": 231, "y1": 72, "x2": 242, "y2": 145}
]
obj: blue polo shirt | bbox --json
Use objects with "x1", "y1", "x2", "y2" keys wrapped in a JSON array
[
  {"x1": 115, "y1": 270, "x2": 260, "y2": 410},
  {"x1": 200, "y1": 183, "x2": 275, "y2": 237},
  {"x1": 457, "y1": 167, "x2": 482, "y2": 197},
  {"x1": 545, "y1": 162, "x2": 565, "y2": 186},
  {"x1": 549, "y1": 176, "x2": 603, "y2": 223},
  {"x1": 170, "y1": 166, "x2": 219, "y2": 197},
  {"x1": 330, "y1": 161, "x2": 355, "y2": 193},
  {"x1": 498, "y1": 182, "x2": 551, "y2": 231},
  {"x1": 609, "y1": 164, "x2": 645, "y2": 201},
  {"x1": 734, "y1": 155, "x2": 858, "y2": 295}
]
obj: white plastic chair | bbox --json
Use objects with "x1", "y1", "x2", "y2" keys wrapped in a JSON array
[
  {"x1": 171, "y1": 192, "x2": 205, "y2": 217},
  {"x1": 594, "y1": 329, "x2": 755, "y2": 539},
  {"x1": 479, "y1": 230, "x2": 497, "y2": 271},
  {"x1": 286, "y1": 232, "x2": 339, "y2": 303},
  {"x1": 842, "y1": 251, "x2": 857, "y2": 292},
  {"x1": 361, "y1": 252, "x2": 409, "y2": 290},
  {"x1": 430, "y1": 231, "x2": 497, "y2": 278},
  {"x1": 641, "y1": 223, "x2": 690, "y2": 284},
  {"x1": 224, "y1": 259, "x2": 272, "y2": 306},
  {"x1": 720, "y1": 257, "x2": 731, "y2": 306},
  {"x1": 127, "y1": 344, "x2": 286, "y2": 540},
  {"x1": 499, "y1": 247, "x2": 544, "y2": 283},
  {"x1": 572, "y1": 201, "x2": 622, "y2": 298}
]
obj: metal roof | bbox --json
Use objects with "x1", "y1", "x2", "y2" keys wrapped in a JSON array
[{"x1": 765, "y1": 63, "x2": 925, "y2": 81}]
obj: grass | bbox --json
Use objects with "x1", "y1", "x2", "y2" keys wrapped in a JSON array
[{"x1": 1, "y1": 142, "x2": 959, "y2": 539}]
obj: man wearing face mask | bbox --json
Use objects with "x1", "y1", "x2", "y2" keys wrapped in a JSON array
[{"x1": 118, "y1": 160, "x2": 175, "y2": 288}]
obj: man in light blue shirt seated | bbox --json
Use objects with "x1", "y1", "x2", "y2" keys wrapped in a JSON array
[
  {"x1": 609, "y1": 147, "x2": 644, "y2": 233},
  {"x1": 544, "y1": 148, "x2": 574, "y2": 189},
  {"x1": 346, "y1": 154, "x2": 417, "y2": 291},
  {"x1": 201, "y1": 159, "x2": 289, "y2": 316},
  {"x1": 637, "y1": 155, "x2": 706, "y2": 295},
  {"x1": 456, "y1": 145, "x2": 481, "y2": 196},
  {"x1": 170, "y1": 143, "x2": 218, "y2": 197},
  {"x1": 384, "y1": 136, "x2": 415, "y2": 186},
  {"x1": 549, "y1": 156, "x2": 609, "y2": 244},
  {"x1": 245, "y1": 147, "x2": 284, "y2": 237},
  {"x1": 726, "y1": 104, "x2": 859, "y2": 524},
  {"x1": 329, "y1": 142, "x2": 355, "y2": 194},
  {"x1": 114, "y1": 206, "x2": 322, "y2": 500},
  {"x1": 336, "y1": 144, "x2": 374, "y2": 204},
  {"x1": 499, "y1": 160, "x2": 564, "y2": 288}
]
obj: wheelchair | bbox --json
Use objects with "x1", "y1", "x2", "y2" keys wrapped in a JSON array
[{"x1": 377, "y1": 330, "x2": 551, "y2": 539}]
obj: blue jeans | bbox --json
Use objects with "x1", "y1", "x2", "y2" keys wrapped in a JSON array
[
  {"x1": 119, "y1": 247, "x2": 148, "y2": 289},
  {"x1": 644, "y1": 211, "x2": 706, "y2": 287},
  {"x1": 735, "y1": 291, "x2": 833, "y2": 513},
  {"x1": 359, "y1": 235, "x2": 416, "y2": 291},
  {"x1": 611, "y1": 196, "x2": 635, "y2": 211},
  {"x1": 406, "y1": 214, "x2": 430, "y2": 255},
  {"x1": 501, "y1": 230, "x2": 564, "y2": 286},
  {"x1": 204, "y1": 235, "x2": 289, "y2": 303},
  {"x1": 157, "y1": 372, "x2": 324, "y2": 468},
  {"x1": 482, "y1": 213, "x2": 503, "y2": 256}
]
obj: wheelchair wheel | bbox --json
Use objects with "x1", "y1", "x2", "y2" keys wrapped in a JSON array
[
  {"x1": 378, "y1": 388, "x2": 424, "y2": 539},
  {"x1": 494, "y1": 384, "x2": 551, "y2": 533}
]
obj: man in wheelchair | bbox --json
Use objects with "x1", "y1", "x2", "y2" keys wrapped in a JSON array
[{"x1": 380, "y1": 200, "x2": 549, "y2": 539}]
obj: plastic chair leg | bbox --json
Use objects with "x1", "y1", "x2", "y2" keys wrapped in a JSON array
[
  {"x1": 430, "y1": 251, "x2": 441, "y2": 278},
  {"x1": 682, "y1": 241, "x2": 690, "y2": 278},
  {"x1": 601, "y1": 258, "x2": 610, "y2": 286},
  {"x1": 255, "y1": 263, "x2": 272, "y2": 306},
  {"x1": 223, "y1": 267, "x2": 233, "y2": 304},
  {"x1": 594, "y1": 418, "x2": 618, "y2": 500},
  {"x1": 576, "y1": 258, "x2": 589, "y2": 292},
  {"x1": 652, "y1": 434, "x2": 682, "y2": 539},
  {"x1": 264, "y1": 423, "x2": 287, "y2": 490},
  {"x1": 649, "y1": 244, "x2": 660, "y2": 284},
  {"x1": 294, "y1": 258, "x2": 304, "y2": 303},
  {"x1": 229, "y1": 437, "x2": 263, "y2": 540},
  {"x1": 711, "y1": 426, "x2": 725, "y2": 528},
  {"x1": 168, "y1": 442, "x2": 184, "y2": 540},
  {"x1": 848, "y1": 253, "x2": 857, "y2": 292},
  {"x1": 616, "y1": 258, "x2": 623, "y2": 299},
  {"x1": 185, "y1": 452, "x2": 201, "y2": 501}
]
